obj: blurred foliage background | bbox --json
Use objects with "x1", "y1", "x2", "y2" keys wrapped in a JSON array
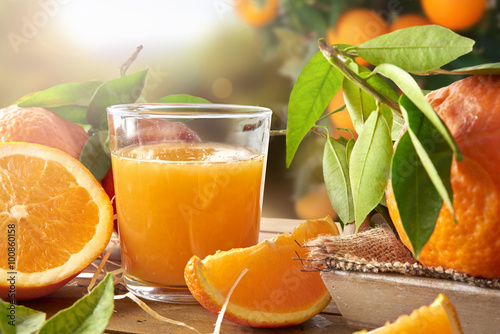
[{"x1": 1, "y1": 0, "x2": 499, "y2": 219}]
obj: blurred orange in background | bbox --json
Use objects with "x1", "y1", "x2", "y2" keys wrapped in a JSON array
[
  {"x1": 421, "y1": 0, "x2": 487, "y2": 31},
  {"x1": 235, "y1": 0, "x2": 279, "y2": 27}
]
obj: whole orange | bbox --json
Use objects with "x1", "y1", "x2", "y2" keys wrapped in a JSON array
[
  {"x1": 0, "y1": 105, "x2": 89, "y2": 159},
  {"x1": 421, "y1": 0, "x2": 487, "y2": 31},
  {"x1": 327, "y1": 9, "x2": 388, "y2": 66},
  {"x1": 387, "y1": 75, "x2": 500, "y2": 279}
]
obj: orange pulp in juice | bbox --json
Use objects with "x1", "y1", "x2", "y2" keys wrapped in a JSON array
[{"x1": 112, "y1": 142, "x2": 265, "y2": 286}]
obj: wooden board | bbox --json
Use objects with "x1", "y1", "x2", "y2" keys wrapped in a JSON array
[{"x1": 321, "y1": 270, "x2": 500, "y2": 333}]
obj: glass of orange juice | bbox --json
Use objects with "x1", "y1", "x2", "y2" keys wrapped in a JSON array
[{"x1": 107, "y1": 104, "x2": 272, "y2": 303}]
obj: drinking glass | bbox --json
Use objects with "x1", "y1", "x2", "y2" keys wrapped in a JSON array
[{"x1": 107, "y1": 103, "x2": 272, "y2": 303}]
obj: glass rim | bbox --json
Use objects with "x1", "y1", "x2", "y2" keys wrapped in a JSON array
[{"x1": 107, "y1": 103, "x2": 272, "y2": 118}]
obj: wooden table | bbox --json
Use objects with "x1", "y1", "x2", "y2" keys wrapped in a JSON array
[{"x1": 19, "y1": 218, "x2": 355, "y2": 334}]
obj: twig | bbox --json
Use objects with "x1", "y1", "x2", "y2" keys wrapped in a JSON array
[
  {"x1": 120, "y1": 45, "x2": 144, "y2": 77},
  {"x1": 318, "y1": 40, "x2": 401, "y2": 114},
  {"x1": 270, "y1": 127, "x2": 329, "y2": 138},
  {"x1": 270, "y1": 129, "x2": 286, "y2": 136}
]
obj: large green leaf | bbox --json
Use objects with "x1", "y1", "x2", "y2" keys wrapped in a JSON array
[
  {"x1": 87, "y1": 69, "x2": 148, "y2": 129},
  {"x1": 39, "y1": 274, "x2": 114, "y2": 334},
  {"x1": 79, "y1": 133, "x2": 111, "y2": 182},
  {"x1": 391, "y1": 131, "x2": 447, "y2": 259},
  {"x1": 0, "y1": 300, "x2": 46, "y2": 334},
  {"x1": 349, "y1": 111, "x2": 392, "y2": 230},
  {"x1": 353, "y1": 25, "x2": 474, "y2": 74},
  {"x1": 286, "y1": 51, "x2": 343, "y2": 167},
  {"x1": 323, "y1": 137, "x2": 354, "y2": 225},
  {"x1": 18, "y1": 80, "x2": 103, "y2": 108},
  {"x1": 155, "y1": 94, "x2": 211, "y2": 104},
  {"x1": 372, "y1": 63, "x2": 461, "y2": 160},
  {"x1": 399, "y1": 94, "x2": 455, "y2": 226}
]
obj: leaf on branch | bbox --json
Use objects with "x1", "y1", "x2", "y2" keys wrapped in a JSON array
[
  {"x1": 398, "y1": 94, "x2": 455, "y2": 231},
  {"x1": 18, "y1": 80, "x2": 103, "y2": 108},
  {"x1": 323, "y1": 137, "x2": 354, "y2": 226},
  {"x1": 349, "y1": 111, "x2": 392, "y2": 231},
  {"x1": 286, "y1": 51, "x2": 343, "y2": 167},
  {"x1": 353, "y1": 25, "x2": 474, "y2": 74},
  {"x1": 372, "y1": 63, "x2": 462, "y2": 160},
  {"x1": 87, "y1": 69, "x2": 148, "y2": 130}
]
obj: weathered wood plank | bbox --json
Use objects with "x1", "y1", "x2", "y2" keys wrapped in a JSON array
[{"x1": 322, "y1": 270, "x2": 500, "y2": 334}]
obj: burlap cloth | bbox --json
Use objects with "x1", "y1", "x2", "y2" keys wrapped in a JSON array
[{"x1": 304, "y1": 226, "x2": 500, "y2": 289}]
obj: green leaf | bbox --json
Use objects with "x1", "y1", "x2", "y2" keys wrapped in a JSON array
[
  {"x1": 399, "y1": 94, "x2": 455, "y2": 227},
  {"x1": 286, "y1": 51, "x2": 343, "y2": 167},
  {"x1": 349, "y1": 111, "x2": 392, "y2": 230},
  {"x1": 155, "y1": 94, "x2": 211, "y2": 104},
  {"x1": 372, "y1": 63, "x2": 461, "y2": 160},
  {"x1": 353, "y1": 25, "x2": 474, "y2": 74},
  {"x1": 49, "y1": 105, "x2": 88, "y2": 124},
  {"x1": 18, "y1": 81, "x2": 103, "y2": 108},
  {"x1": 391, "y1": 125, "x2": 452, "y2": 257},
  {"x1": 87, "y1": 69, "x2": 148, "y2": 129},
  {"x1": 39, "y1": 273, "x2": 114, "y2": 334},
  {"x1": 79, "y1": 134, "x2": 111, "y2": 182},
  {"x1": 0, "y1": 300, "x2": 46, "y2": 334},
  {"x1": 323, "y1": 137, "x2": 354, "y2": 225}
]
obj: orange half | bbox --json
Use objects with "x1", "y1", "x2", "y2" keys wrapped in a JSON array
[
  {"x1": 184, "y1": 217, "x2": 339, "y2": 328},
  {"x1": 0, "y1": 142, "x2": 114, "y2": 300}
]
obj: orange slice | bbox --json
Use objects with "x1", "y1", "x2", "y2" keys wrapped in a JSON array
[
  {"x1": 0, "y1": 142, "x2": 114, "y2": 300},
  {"x1": 184, "y1": 216, "x2": 339, "y2": 328},
  {"x1": 356, "y1": 294, "x2": 463, "y2": 334}
]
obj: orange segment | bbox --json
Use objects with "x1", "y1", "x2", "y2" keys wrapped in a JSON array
[
  {"x1": 184, "y1": 216, "x2": 339, "y2": 328},
  {"x1": 0, "y1": 142, "x2": 113, "y2": 300},
  {"x1": 357, "y1": 294, "x2": 463, "y2": 333}
]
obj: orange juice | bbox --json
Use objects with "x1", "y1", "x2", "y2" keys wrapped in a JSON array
[{"x1": 112, "y1": 142, "x2": 265, "y2": 286}]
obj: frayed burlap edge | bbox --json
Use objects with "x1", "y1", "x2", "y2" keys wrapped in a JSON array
[{"x1": 303, "y1": 228, "x2": 500, "y2": 289}]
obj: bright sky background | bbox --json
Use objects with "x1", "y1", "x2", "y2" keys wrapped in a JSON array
[
  {"x1": 56, "y1": 0, "x2": 238, "y2": 55},
  {"x1": 0, "y1": 0, "x2": 245, "y2": 105}
]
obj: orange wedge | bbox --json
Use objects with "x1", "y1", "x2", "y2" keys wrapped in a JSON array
[
  {"x1": 356, "y1": 294, "x2": 463, "y2": 334},
  {"x1": 184, "y1": 216, "x2": 339, "y2": 328},
  {"x1": 0, "y1": 142, "x2": 114, "y2": 300}
]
